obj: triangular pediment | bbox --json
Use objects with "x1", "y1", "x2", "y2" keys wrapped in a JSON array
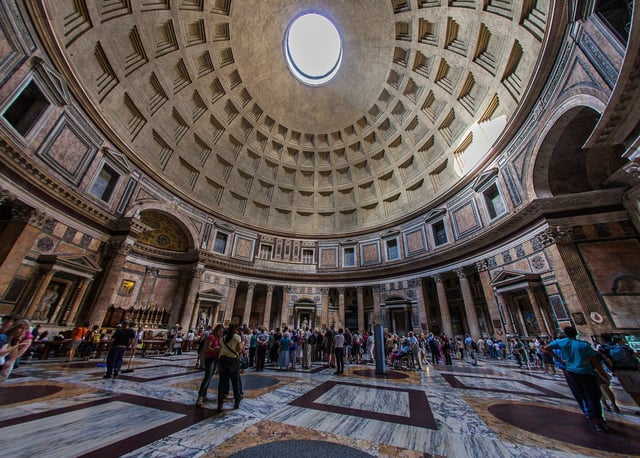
[
  {"x1": 38, "y1": 254, "x2": 102, "y2": 277},
  {"x1": 472, "y1": 167, "x2": 499, "y2": 191},
  {"x1": 198, "y1": 288, "x2": 223, "y2": 301},
  {"x1": 491, "y1": 269, "x2": 540, "y2": 288},
  {"x1": 103, "y1": 147, "x2": 132, "y2": 173},
  {"x1": 424, "y1": 208, "x2": 446, "y2": 222}
]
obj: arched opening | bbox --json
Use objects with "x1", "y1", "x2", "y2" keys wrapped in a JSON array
[{"x1": 137, "y1": 210, "x2": 193, "y2": 252}]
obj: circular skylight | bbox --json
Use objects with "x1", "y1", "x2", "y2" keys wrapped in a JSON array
[{"x1": 285, "y1": 13, "x2": 342, "y2": 86}]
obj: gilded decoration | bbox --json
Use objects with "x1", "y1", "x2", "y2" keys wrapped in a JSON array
[{"x1": 137, "y1": 210, "x2": 189, "y2": 252}]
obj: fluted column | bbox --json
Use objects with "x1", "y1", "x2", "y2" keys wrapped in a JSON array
[
  {"x1": 411, "y1": 278, "x2": 427, "y2": 331},
  {"x1": 475, "y1": 260, "x2": 501, "y2": 337},
  {"x1": 433, "y1": 274, "x2": 453, "y2": 337},
  {"x1": 280, "y1": 286, "x2": 291, "y2": 329},
  {"x1": 356, "y1": 286, "x2": 365, "y2": 331},
  {"x1": 495, "y1": 291, "x2": 516, "y2": 335},
  {"x1": 0, "y1": 207, "x2": 51, "y2": 298},
  {"x1": 180, "y1": 265, "x2": 204, "y2": 330},
  {"x1": 320, "y1": 288, "x2": 330, "y2": 328},
  {"x1": 48, "y1": 280, "x2": 75, "y2": 324},
  {"x1": 222, "y1": 279, "x2": 239, "y2": 325},
  {"x1": 242, "y1": 282, "x2": 256, "y2": 327},
  {"x1": 337, "y1": 287, "x2": 345, "y2": 329},
  {"x1": 263, "y1": 285, "x2": 274, "y2": 328},
  {"x1": 372, "y1": 285, "x2": 382, "y2": 327},
  {"x1": 526, "y1": 286, "x2": 550, "y2": 335},
  {"x1": 89, "y1": 239, "x2": 136, "y2": 326},
  {"x1": 456, "y1": 268, "x2": 481, "y2": 339},
  {"x1": 63, "y1": 279, "x2": 92, "y2": 324},
  {"x1": 24, "y1": 268, "x2": 57, "y2": 319}
]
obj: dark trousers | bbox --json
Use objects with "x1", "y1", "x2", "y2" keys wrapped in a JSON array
[
  {"x1": 249, "y1": 347, "x2": 256, "y2": 367},
  {"x1": 565, "y1": 370, "x2": 603, "y2": 420},
  {"x1": 197, "y1": 356, "x2": 218, "y2": 397},
  {"x1": 256, "y1": 345, "x2": 267, "y2": 371},
  {"x1": 335, "y1": 347, "x2": 345, "y2": 373},
  {"x1": 217, "y1": 355, "x2": 241, "y2": 406},
  {"x1": 106, "y1": 346, "x2": 126, "y2": 375},
  {"x1": 444, "y1": 352, "x2": 452, "y2": 365}
]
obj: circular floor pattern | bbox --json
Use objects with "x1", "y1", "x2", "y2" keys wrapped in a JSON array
[
  {"x1": 351, "y1": 369, "x2": 409, "y2": 379},
  {"x1": 488, "y1": 403, "x2": 640, "y2": 455},
  {"x1": 0, "y1": 384, "x2": 63, "y2": 405},
  {"x1": 228, "y1": 439, "x2": 375, "y2": 458},
  {"x1": 209, "y1": 374, "x2": 280, "y2": 390}
]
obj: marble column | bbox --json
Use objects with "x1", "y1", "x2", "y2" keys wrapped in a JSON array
[
  {"x1": 411, "y1": 278, "x2": 428, "y2": 331},
  {"x1": 280, "y1": 286, "x2": 291, "y2": 330},
  {"x1": 372, "y1": 285, "x2": 382, "y2": 328},
  {"x1": 189, "y1": 300, "x2": 201, "y2": 330},
  {"x1": 88, "y1": 239, "x2": 136, "y2": 326},
  {"x1": 495, "y1": 291, "x2": 516, "y2": 335},
  {"x1": 514, "y1": 299, "x2": 527, "y2": 336},
  {"x1": 242, "y1": 282, "x2": 256, "y2": 327},
  {"x1": 212, "y1": 301, "x2": 221, "y2": 325},
  {"x1": 356, "y1": 286, "x2": 365, "y2": 332},
  {"x1": 180, "y1": 265, "x2": 203, "y2": 331},
  {"x1": 320, "y1": 288, "x2": 330, "y2": 328},
  {"x1": 337, "y1": 287, "x2": 345, "y2": 329},
  {"x1": 48, "y1": 280, "x2": 75, "y2": 324},
  {"x1": 526, "y1": 286, "x2": 551, "y2": 335},
  {"x1": 24, "y1": 268, "x2": 57, "y2": 319},
  {"x1": 475, "y1": 261, "x2": 501, "y2": 337},
  {"x1": 456, "y1": 268, "x2": 481, "y2": 339},
  {"x1": 63, "y1": 278, "x2": 92, "y2": 324},
  {"x1": 222, "y1": 279, "x2": 239, "y2": 325},
  {"x1": 433, "y1": 274, "x2": 453, "y2": 337},
  {"x1": 0, "y1": 207, "x2": 51, "y2": 298},
  {"x1": 263, "y1": 285, "x2": 274, "y2": 329}
]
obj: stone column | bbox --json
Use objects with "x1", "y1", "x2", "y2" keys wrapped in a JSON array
[
  {"x1": 48, "y1": 280, "x2": 75, "y2": 324},
  {"x1": 189, "y1": 300, "x2": 201, "y2": 330},
  {"x1": 212, "y1": 301, "x2": 221, "y2": 325},
  {"x1": 263, "y1": 285, "x2": 274, "y2": 329},
  {"x1": 0, "y1": 207, "x2": 51, "y2": 298},
  {"x1": 526, "y1": 286, "x2": 551, "y2": 335},
  {"x1": 88, "y1": 239, "x2": 136, "y2": 326},
  {"x1": 495, "y1": 291, "x2": 516, "y2": 335},
  {"x1": 62, "y1": 278, "x2": 92, "y2": 324},
  {"x1": 320, "y1": 288, "x2": 330, "y2": 328},
  {"x1": 337, "y1": 287, "x2": 345, "y2": 329},
  {"x1": 372, "y1": 285, "x2": 383, "y2": 328},
  {"x1": 180, "y1": 265, "x2": 203, "y2": 330},
  {"x1": 222, "y1": 279, "x2": 239, "y2": 325},
  {"x1": 433, "y1": 274, "x2": 453, "y2": 337},
  {"x1": 280, "y1": 286, "x2": 291, "y2": 330},
  {"x1": 242, "y1": 282, "x2": 256, "y2": 327},
  {"x1": 410, "y1": 278, "x2": 427, "y2": 331},
  {"x1": 475, "y1": 260, "x2": 500, "y2": 337},
  {"x1": 356, "y1": 286, "x2": 365, "y2": 331},
  {"x1": 456, "y1": 268, "x2": 481, "y2": 339},
  {"x1": 24, "y1": 268, "x2": 57, "y2": 319}
]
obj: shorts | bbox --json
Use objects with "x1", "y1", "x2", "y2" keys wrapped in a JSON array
[
  {"x1": 71, "y1": 340, "x2": 83, "y2": 350},
  {"x1": 615, "y1": 369, "x2": 640, "y2": 394}
]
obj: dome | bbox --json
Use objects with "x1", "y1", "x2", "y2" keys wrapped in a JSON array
[{"x1": 40, "y1": 0, "x2": 551, "y2": 236}]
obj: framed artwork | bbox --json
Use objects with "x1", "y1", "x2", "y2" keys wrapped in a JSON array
[{"x1": 118, "y1": 279, "x2": 136, "y2": 296}]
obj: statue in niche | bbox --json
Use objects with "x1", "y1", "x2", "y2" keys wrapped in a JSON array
[{"x1": 33, "y1": 285, "x2": 59, "y2": 321}]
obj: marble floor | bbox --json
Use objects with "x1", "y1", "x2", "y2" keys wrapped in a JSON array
[{"x1": 0, "y1": 353, "x2": 639, "y2": 458}]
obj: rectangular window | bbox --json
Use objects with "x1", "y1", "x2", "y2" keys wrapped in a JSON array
[
  {"x1": 213, "y1": 232, "x2": 228, "y2": 254},
  {"x1": 433, "y1": 220, "x2": 448, "y2": 246},
  {"x1": 483, "y1": 183, "x2": 506, "y2": 219},
  {"x1": 302, "y1": 249, "x2": 314, "y2": 264},
  {"x1": 3, "y1": 81, "x2": 50, "y2": 136},
  {"x1": 386, "y1": 238, "x2": 399, "y2": 260},
  {"x1": 90, "y1": 164, "x2": 120, "y2": 202},
  {"x1": 259, "y1": 244, "x2": 272, "y2": 260},
  {"x1": 343, "y1": 247, "x2": 355, "y2": 267}
]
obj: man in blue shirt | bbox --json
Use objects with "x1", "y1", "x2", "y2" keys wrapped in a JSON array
[{"x1": 544, "y1": 326, "x2": 609, "y2": 432}]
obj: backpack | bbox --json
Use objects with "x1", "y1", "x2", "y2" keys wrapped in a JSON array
[
  {"x1": 308, "y1": 333, "x2": 316, "y2": 345},
  {"x1": 608, "y1": 344, "x2": 639, "y2": 370}
]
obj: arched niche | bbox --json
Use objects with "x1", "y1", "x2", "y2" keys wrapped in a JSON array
[
  {"x1": 137, "y1": 210, "x2": 193, "y2": 252},
  {"x1": 532, "y1": 105, "x2": 625, "y2": 197}
]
